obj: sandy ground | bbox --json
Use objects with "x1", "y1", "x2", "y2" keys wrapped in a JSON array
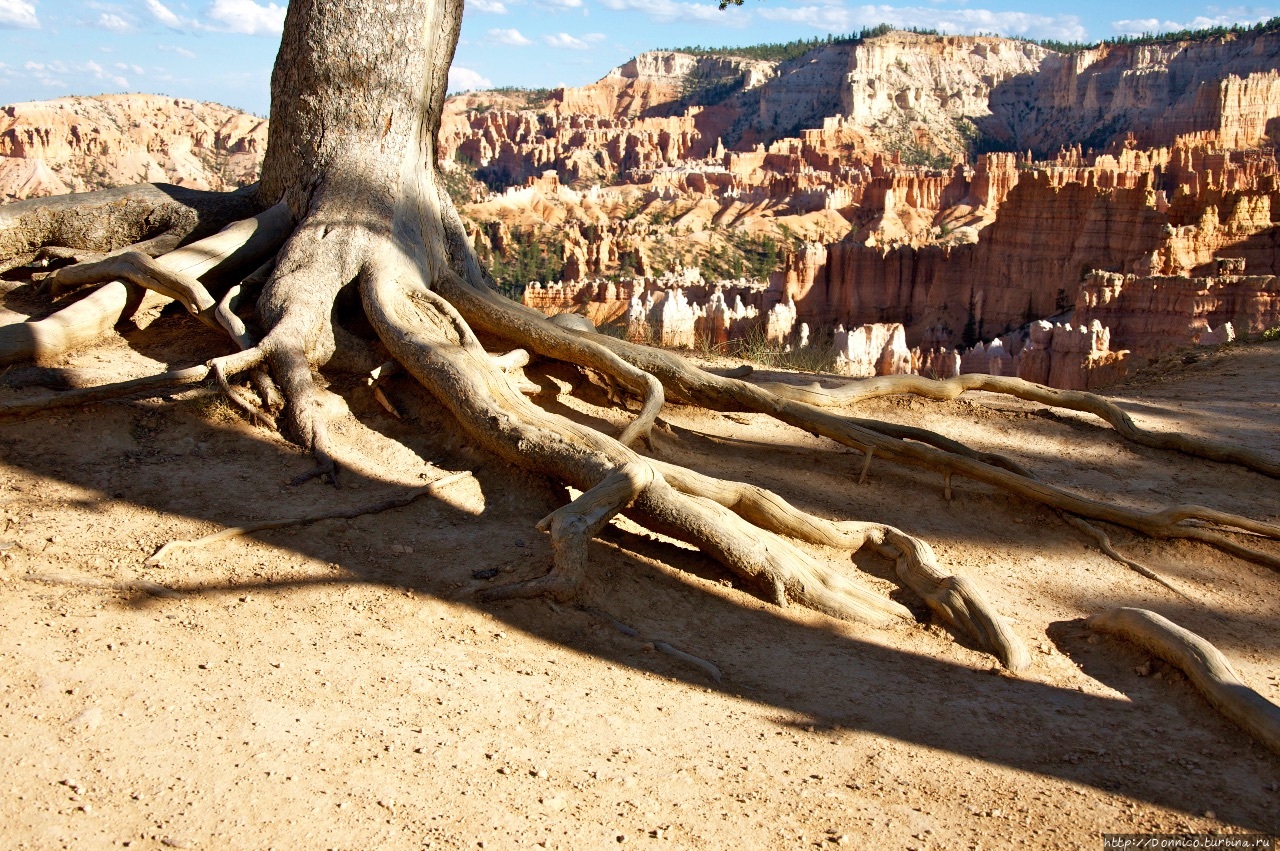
[{"x1": 1, "y1": 305, "x2": 1278, "y2": 849}]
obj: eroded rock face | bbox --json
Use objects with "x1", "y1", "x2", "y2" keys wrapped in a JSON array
[
  {"x1": 0, "y1": 94, "x2": 266, "y2": 200},
  {"x1": 11, "y1": 28, "x2": 1280, "y2": 395},
  {"x1": 989, "y1": 34, "x2": 1280, "y2": 154},
  {"x1": 1076, "y1": 268, "x2": 1280, "y2": 355},
  {"x1": 784, "y1": 139, "x2": 1280, "y2": 352}
]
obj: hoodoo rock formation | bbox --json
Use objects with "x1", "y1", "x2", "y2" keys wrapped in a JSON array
[
  {"x1": 7, "y1": 28, "x2": 1280, "y2": 390},
  {"x1": 0, "y1": 94, "x2": 267, "y2": 200}
]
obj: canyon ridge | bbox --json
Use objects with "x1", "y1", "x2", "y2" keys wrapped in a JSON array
[{"x1": 5, "y1": 28, "x2": 1280, "y2": 389}]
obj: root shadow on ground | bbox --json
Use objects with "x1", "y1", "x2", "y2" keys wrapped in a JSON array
[{"x1": 2, "y1": 380, "x2": 1279, "y2": 833}]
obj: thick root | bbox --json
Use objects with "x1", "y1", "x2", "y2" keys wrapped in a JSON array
[
  {"x1": 0, "y1": 183, "x2": 261, "y2": 260},
  {"x1": 0, "y1": 203, "x2": 293, "y2": 367},
  {"x1": 47, "y1": 250, "x2": 220, "y2": 328},
  {"x1": 1087, "y1": 607, "x2": 1280, "y2": 756},
  {"x1": 428, "y1": 270, "x2": 663, "y2": 448},
  {"x1": 271, "y1": 345, "x2": 342, "y2": 485},
  {"x1": 763, "y1": 373, "x2": 1280, "y2": 479},
  {"x1": 652, "y1": 459, "x2": 1030, "y2": 670},
  {"x1": 364, "y1": 259, "x2": 924, "y2": 648}
]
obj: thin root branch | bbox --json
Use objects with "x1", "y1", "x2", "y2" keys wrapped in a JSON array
[
  {"x1": 0, "y1": 365, "x2": 211, "y2": 418},
  {"x1": 210, "y1": 347, "x2": 273, "y2": 427},
  {"x1": 762, "y1": 373, "x2": 1280, "y2": 479},
  {"x1": 146, "y1": 471, "x2": 472, "y2": 565},
  {"x1": 580, "y1": 605, "x2": 722, "y2": 682},
  {"x1": 1060, "y1": 514, "x2": 1191, "y2": 599}
]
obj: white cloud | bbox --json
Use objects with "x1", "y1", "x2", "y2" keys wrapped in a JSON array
[
  {"x1": 157, "y1": 43, "x2": 197, "y2": 58},
  {"x1": 205, "y1": 0, "x2": 285, "y2": 35},
  {"x1": 85, "y1": 59, "x2": 131, "y2": 87},
  {"x1": 598, "y1": 0, "x2": 739, "y2": 26},
  {"x1": 116, "y1": 61, "x2": 145, "y2": 74},
  {"x1": 0, "y1": 0, "x2": 39, "y2": 28},
  {"x1": 144, "y1": 0, "x2": 184, "y2": 28},
  {"x1": 449, "y1": 65, "x2": 492, "y2": 92},
  {"x1": 25, "y1": 58, "x2": 131, "y2": 88},
  {"x1": 544, "y1": 31, "x2": 605, "y2": 49},
  {"x1": 539, "y1": 0, "x2": 582, "y2": 8},
  {"x1": 97, "y1": 12, "x2": 133, "y2": 31},
  {"x1": 487, "y1": 27, "x2": 531, "y2": 45},
  {"x1": 470, "y1": 0, "x2": 508, "y2": 12},
  {"x1": 544, "y1": 32, "x2": 586, "y2": 49},
  {"x1": 1110, "y1": 13, "x2": 1271, "y2": 36},
  {"x1": 756, "y1": 4, "x2": 1087, "y2": 42}
]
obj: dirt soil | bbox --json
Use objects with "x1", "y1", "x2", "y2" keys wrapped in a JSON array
[{"x1": 1, "y1": 310, "x2": 1278, "y2": 849}]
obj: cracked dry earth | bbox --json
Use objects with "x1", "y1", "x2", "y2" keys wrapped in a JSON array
[{"x1": 0, "y1": 312, "x2": 1277, "y2": 849}]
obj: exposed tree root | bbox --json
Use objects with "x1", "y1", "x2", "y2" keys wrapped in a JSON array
[
  {"x1": 0, "y1": 365, "x2": 211, "y2": 418},
  {"x1": 48, "y1": 250, "x2": 221, "y2": 329},
  {"x1": 1059, "y1": 514, "x2": 1191, "y2": 599},
  {"x1": 146, "y1": 470, "x2": 472, "y2": 565},
  {"x1": 6, "y1": 0, "x2": 1276, "y2": 780},
  {"x1": 575, "y1": 604, "x2": 723, "y2": 682},
  {"x1": 650, "y1": 459, "x2": 1030, "y2": 671},
  {"x1": 0, "y1": 183, "x2": 261, "y2": 260},
  {"x1": 363, "y1": 260, "x2": 954, "y2": 658},
  {"x1": 482, "y1": 462, "x2": 653, "y2": 603},
  {"x1": 1, "y1": 99, "x2": 1275, "y2": 697},
  {"x1": 760, "y1": 373, "x2": 1280, "y2": 479},
  {"x1": 431, "y1": 279, "x2": 1280, "y2": 570},
  {"x1": 0, "y1": 203, "x2": 292, "y2": 367},
  {"x1": 1087, "y1": 607, "x2": 1280, "y2": 756}
]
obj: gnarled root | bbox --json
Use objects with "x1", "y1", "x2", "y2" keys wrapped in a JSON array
[
  {"x1": 651, "y1": 459, "x2": 1030, "y2": 671},
  {"x1": 47, "y1": 250, "x2": 222, "y2": 328},
  {"x1": 0, "y1": 202, "x2": 293, "y2": 367},
  {"x1": 762, "y1": 373, "x2": 1280, "y2": 479},
  {"x1": 1088, "y1": 607, "x2": 1280, "y2": 756},
  {"x1": 363, "y1": 259, "x2": 936, "y2": 656},
  {"x1": 429, "y1": 280, "x2": 1280, "y2": 570},
  {"x1": 482, "y1": 462, "x2": 653, "y2": 603}
]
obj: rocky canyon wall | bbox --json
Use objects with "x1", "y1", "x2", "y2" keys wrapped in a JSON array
[{"x1": 0, "y1": 94, "x2": 266, "y2": 200}]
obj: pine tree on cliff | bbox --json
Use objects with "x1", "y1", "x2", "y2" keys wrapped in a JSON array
[{"x1": 2, "y1": 2, "x2": 1280, "y2": 743}]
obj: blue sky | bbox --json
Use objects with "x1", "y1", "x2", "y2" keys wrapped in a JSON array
[{"x1": 2, "y1": 0, "x2": 1279, "y2": 115}]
